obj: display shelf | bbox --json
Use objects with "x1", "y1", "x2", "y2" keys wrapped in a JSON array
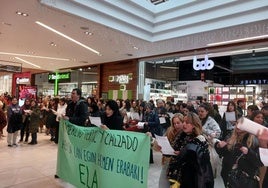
[{"x1": 208, "y1": 86, "x2": 255, "y2": 107}]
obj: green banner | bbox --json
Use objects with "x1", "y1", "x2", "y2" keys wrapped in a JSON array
[{"x1": 56, "y1": 120, "x2": 150, "y2": 188}]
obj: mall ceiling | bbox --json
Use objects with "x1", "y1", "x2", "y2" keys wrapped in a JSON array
[{"x1": 0, "y1": 0, "x2": 268, "y2": 72}]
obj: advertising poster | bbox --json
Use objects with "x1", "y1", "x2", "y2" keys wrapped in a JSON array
[{"x1": 18, "y1": 85, "x2": 37, "y2": 106}]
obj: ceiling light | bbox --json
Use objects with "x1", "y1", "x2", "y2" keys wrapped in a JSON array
[
  {"x1": 36, "y1": 21, "x2": 100, "y2": 55},
  {"x1": 16, "y1": 11, "x2": 28, "y2": 17},
  {"x1": 207, "y1": 35, "x2": 268, "y2": 46},
  {"x1": 15, "y1": 57, "x2": 41, "y2": 68},
  {"x1": 27, "y1": 51, "x2": 35, "y2": 54},
  {"x1": 84, "y1": 31, "x2": 93, "y2": 35},
  {"x1": 79, "y1": 68, "x2": 83, "y2": 71},
  {"x1": 50, "y1": 42, "x2": 57, "y2": 47},
  {"x1": 133, "y1": 46, "x2": 139, "y2": 50},
  {"x1": 0, "y1": 52, "x2": 69, "y2": 61},
  {"x1": 88, "y1": 67, "x2": 91, "y2": 70}
]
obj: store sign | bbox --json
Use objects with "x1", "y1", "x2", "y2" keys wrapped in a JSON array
[
  {"x1": 16, "y1": 77, "x2": 30, "y2": 84},
  {"x1": 0, "y1": 64, "x2": 21, "y2": 73},
  {"x1": 240, "y1": 79, "x2": 268, "y2": 85},
  {"x1": 48, "y1": 72, "x2": 71, "y2": 82},
  {"x1": 109, "y1": 73, "x2": 133, "y2": 84},
  {"x1": 193, "y1": 55, "x2": 214, "y2": 70}
]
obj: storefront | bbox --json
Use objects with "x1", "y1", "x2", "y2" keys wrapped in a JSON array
[
  {"x1": 35, "y1": 67, "x2": 98, "y2": 98},
  {"x1": 137, "y1": 51, "x2": 268, "y2": 105},
  {"x1": 0, "y1": 73, "x2": 12, "y2": 95},
  {"x1": 98, "y1": 60, "x2": 138, "y2": 100}
]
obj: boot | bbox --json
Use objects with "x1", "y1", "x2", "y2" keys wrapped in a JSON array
[
  {"x1": 28, "y1": 132, "x2": 37, "y2": 145},
  {"x1": 25, "y1": 132, "x2": 29, "y2": 142}
]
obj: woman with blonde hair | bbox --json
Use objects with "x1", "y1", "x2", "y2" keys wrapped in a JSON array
[
  {"x1": 158, "y1": 113, "x2": 184, "y2": 188},
  {"x1": 215, "y1": 119, "x2": 262, "y2": 187},
  {"x1": 167, "y1": 112, "x2": 214, "y2": 188}
]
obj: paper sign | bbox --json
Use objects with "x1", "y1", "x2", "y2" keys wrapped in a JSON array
[
  {"x1": 89, "y1": 116, "x2": 102, "y2": 127},
  {"x1": 137, "y1": 122, "x2": 145, "y2": 129},
  {"x1": 237, "y1": 117, "x2": 268, "y2": 135},
  {"x1": 225, "y1": 112, "x2": 236, "y2": 121},
  {"x1": 159, "y1": 117, "x2": 166, "y2": 124},
  {"x1": 259, "y1": 148, "x2": 268, "y2": 166},
  {"x1": 155, "y1": 135, "x2": 175, "y2": 155},
  {"x1": 167, "y1": 113, "x2": 174, "y2": 119}
]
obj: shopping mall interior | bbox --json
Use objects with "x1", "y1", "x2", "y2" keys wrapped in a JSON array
[
  {"x1": 0, "y1": 0, "x2": 268, "y2": 103},
  {"x1": 0, "y1": 0, "x2": 268, "y2": 187}
]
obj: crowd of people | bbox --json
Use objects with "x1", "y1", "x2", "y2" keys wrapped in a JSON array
[{"x1": 1, "y1": 89, "x2": 268, "y2": 188}]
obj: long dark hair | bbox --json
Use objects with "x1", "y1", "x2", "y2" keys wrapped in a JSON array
[{"x1": 105, "y1": 100, "x2": 120, "y2": 116}]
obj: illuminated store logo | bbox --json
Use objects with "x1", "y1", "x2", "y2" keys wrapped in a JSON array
[
  {"x1": 109, "y1": 73, "x2": 133, "y2": 84},
  {"x1": 193, "y1": 55, "x2": 214, "y2": 70},
  {"x1": 48, "y1": 72, "x2": 71, "y2": 81},
  {"x1": 16, "y1": 77, "x2": 30, "y2": 84}
]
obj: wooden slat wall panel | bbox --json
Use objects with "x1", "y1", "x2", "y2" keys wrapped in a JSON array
[{"x1": 98, "y1": 60, "x2": 138, "y2": 100}]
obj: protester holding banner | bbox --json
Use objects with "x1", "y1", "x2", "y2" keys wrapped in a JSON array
[
  {"x1": 158, "y1": 113, "x2": 184, "y2": 188},
  {"x1": 101, "y1": 100, "x2": 123, "y2": 130},
  {"x1": 167, "y1": 112, "x2": 214, "y2": 188},
  {"x1": 63, "y1": 88, "x2": 88, "y2": 126}
]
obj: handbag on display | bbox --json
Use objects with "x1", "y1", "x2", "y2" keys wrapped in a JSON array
[{"x1": 227, "y1": 154, "x2": 259, "y2": 188}]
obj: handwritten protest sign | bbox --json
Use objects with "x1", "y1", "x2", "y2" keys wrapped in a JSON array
[{"x1": 56, "y1": 120, "x2": 150, "y2": 188}]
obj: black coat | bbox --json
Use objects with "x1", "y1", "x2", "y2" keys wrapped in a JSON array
[
  {"x1": 101, "y1": 112, "x2": 123, "y2": 130},
  {"x1": 215, "y1": 134, "x2": 262, "y2": 187},
  {"x1": 168, "y1": 132, "x2": 214, "y2": 188},
  {"x1": 66, "y1": 99, "x2": 88, "y2": 126},
  {"x1": 7, "y1": 104, "x2": 23, "y2": 133}
]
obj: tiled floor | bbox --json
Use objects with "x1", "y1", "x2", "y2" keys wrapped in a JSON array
[{"x1": 0, "y1": 130, "x2": 224, "y2": 188}]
